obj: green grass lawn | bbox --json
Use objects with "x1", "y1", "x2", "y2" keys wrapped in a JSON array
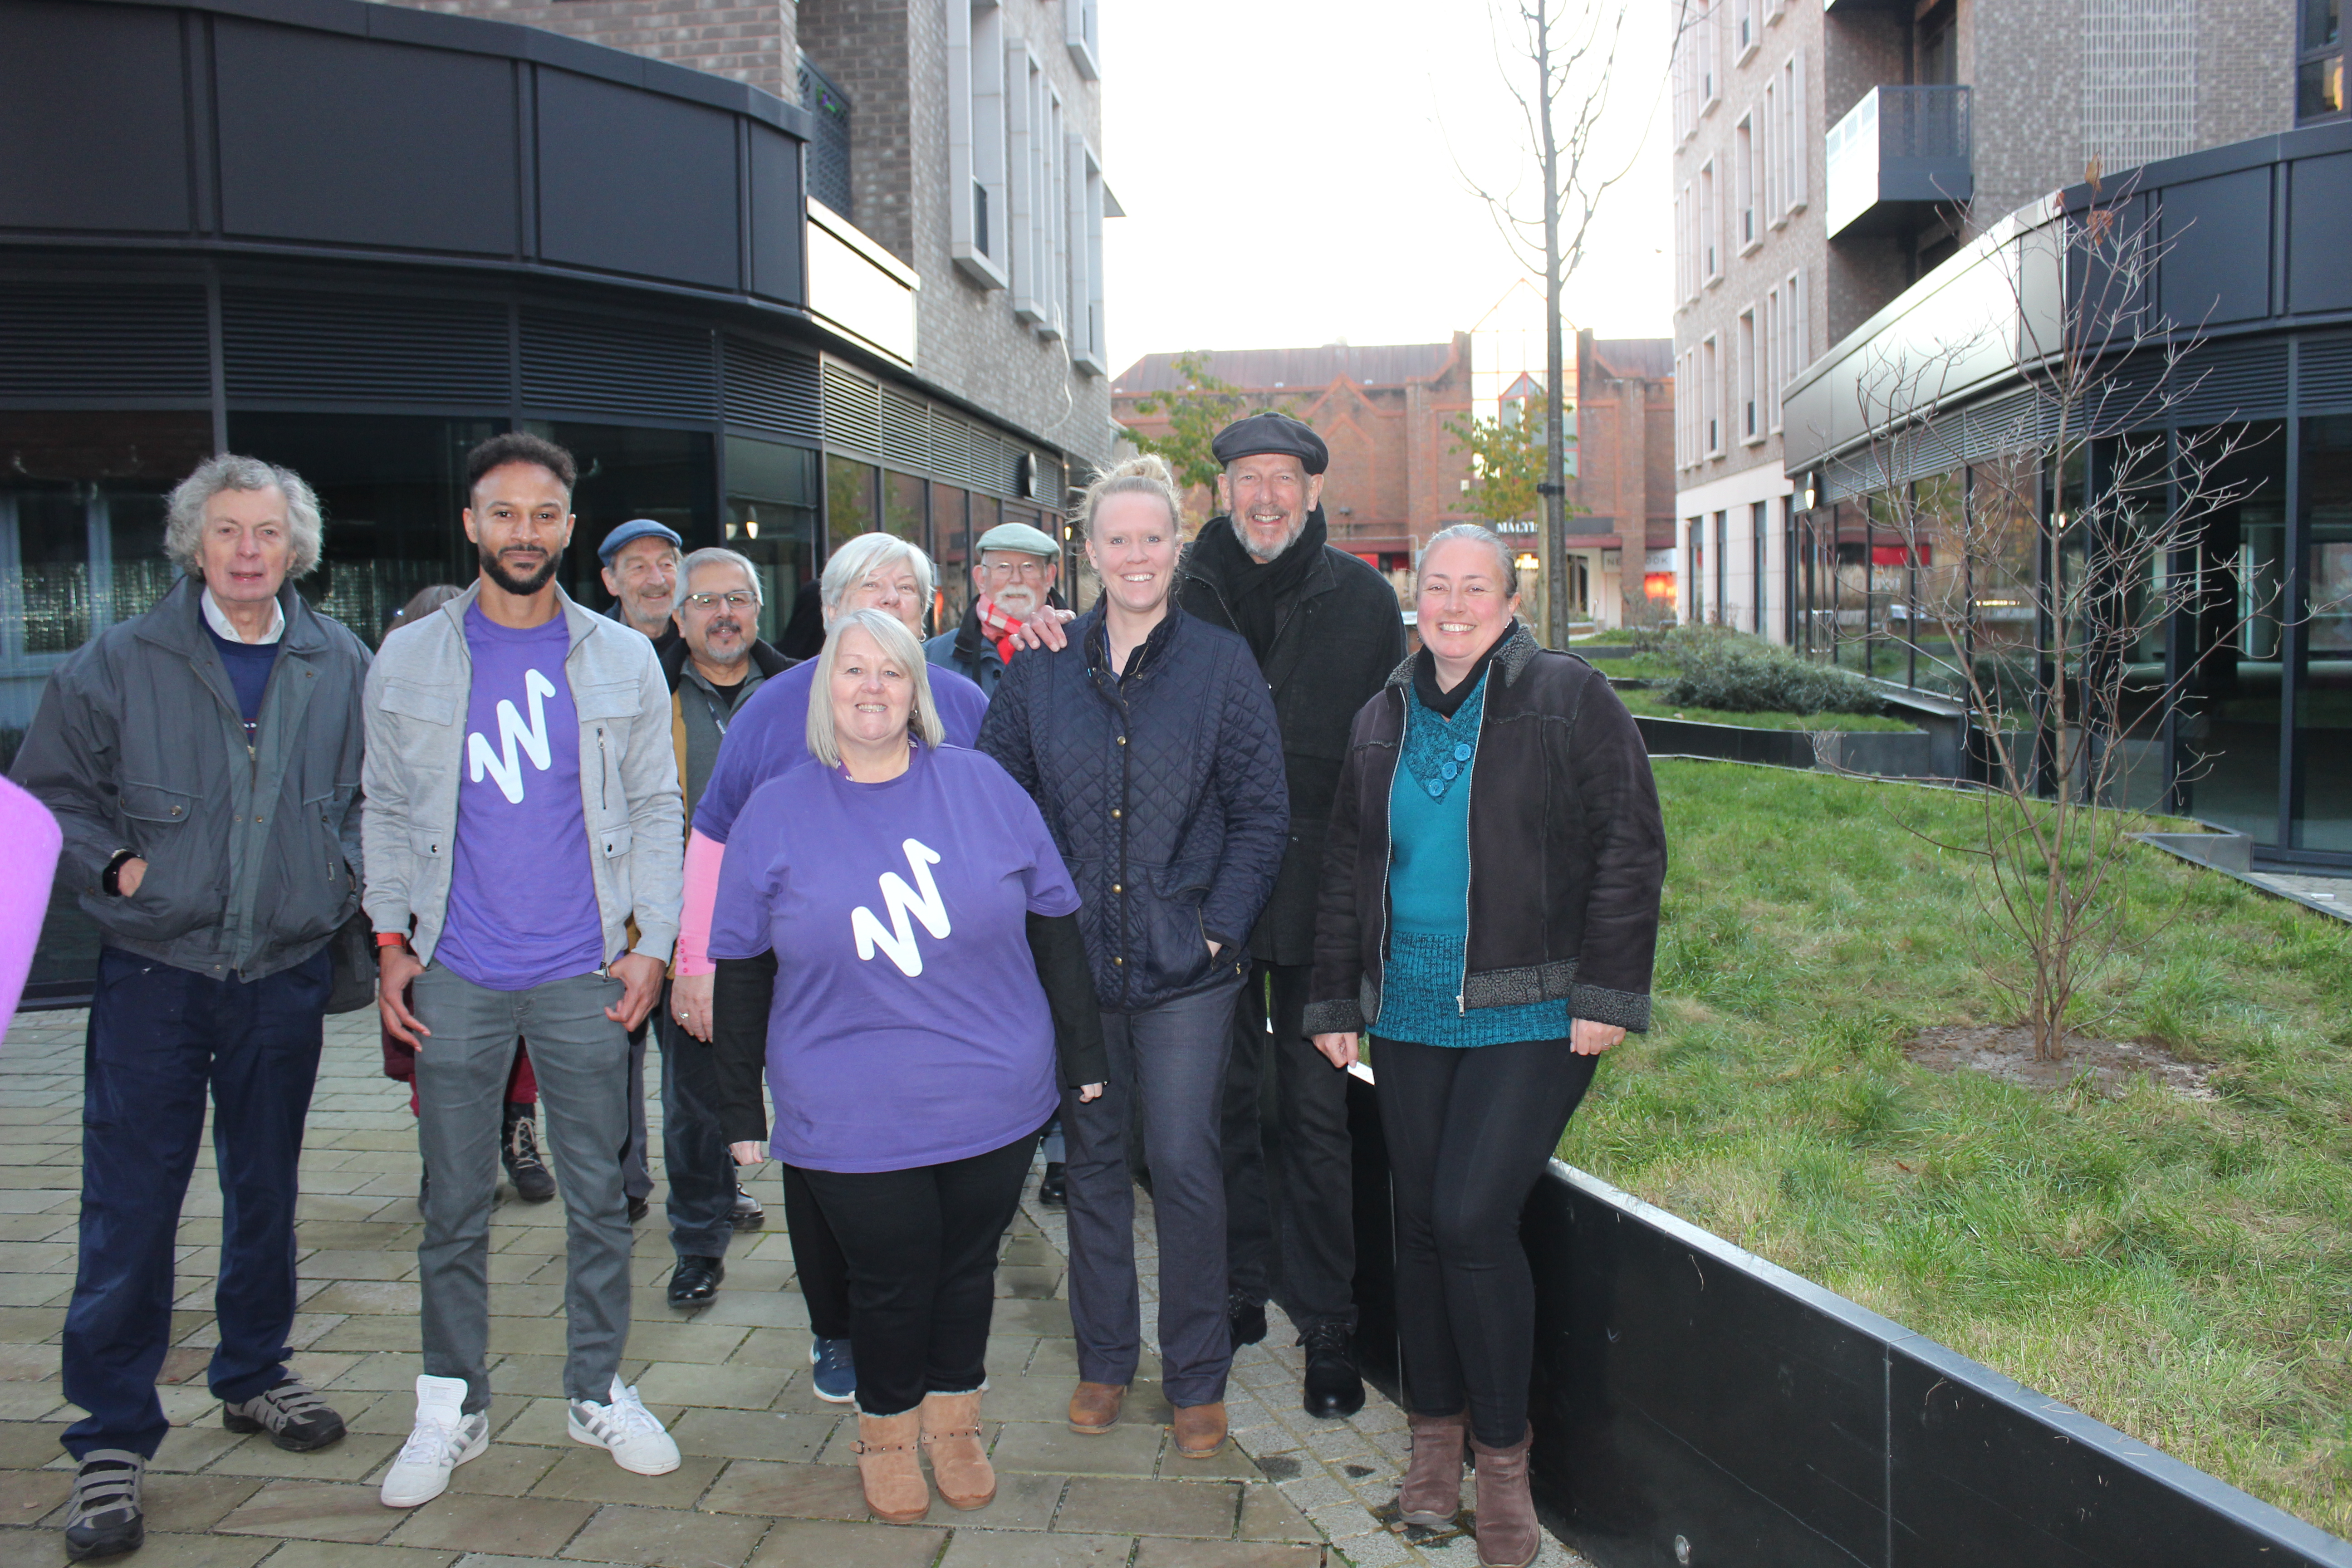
[
  {"x1": 1567, "y1": 761, "x2": 2352, "y2": 1531},
  {"x1": 1612, "y1": 686, "x2": 1921, "y2": 733}
]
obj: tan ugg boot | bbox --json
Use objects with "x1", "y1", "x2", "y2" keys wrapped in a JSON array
[
  {"x1": 852, "y1": 1409, "x2": 930, "y2": 1524},
  {"x1": 1397, "y1": 1409, "x2": 1469, "y2": 1528},
  {"x1": 918, "y1": 1391, "x2": 995, "y2": 1510}
]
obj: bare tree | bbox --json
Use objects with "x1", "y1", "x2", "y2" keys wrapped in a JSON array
[
  {"x1": 1452, "y1": 0, "x2": 1648, "y2": 643},
  {"x1": 1833, "y1": 172, "x2": 2266, "y2": 1061}
]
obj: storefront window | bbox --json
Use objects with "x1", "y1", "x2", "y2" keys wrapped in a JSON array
[
  {"x1": 530, "y1": 422, "x2": 715, "y2": 618},
  {"x1": 2294, "y1": 416, "x2": 2352, "y2": 852},
  {"x1": 932, "y1": 485, "x2": 971, "y2": 627},
  {"x1": 723, "y1": 436, "x2": 819, "y2": 649},
  {"x1": 828, "y1": 455, "x2": 878, "y2": 553},
  {"x1": 2178, "y1": 424, "x2": 2287, "y2": 843}
]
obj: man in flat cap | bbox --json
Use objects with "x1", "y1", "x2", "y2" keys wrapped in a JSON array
[
  {"x1": 599, "y1": 519, "x2": 684, "y2": 656},
  {"x1": 927, "y1": 520, "x2": 1066, "y2": 696},
  {"x1": 1184, "y1": 410, "x2": 1405, "y2": 1420}
]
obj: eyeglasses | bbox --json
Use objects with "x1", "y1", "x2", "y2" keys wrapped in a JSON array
[
  {"x1": 684, "y1": 591, "x2": 757, "y2": 611},
  {"x1": 982, "y1": 559, "x2": 1051, "y2": 578}
]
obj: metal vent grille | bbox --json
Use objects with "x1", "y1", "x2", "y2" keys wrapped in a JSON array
[
  {"x1": 723, "y1": 335, "x2": 821, "y2": 444},
  {"x1": 2167, "y1": 339, "x2": 2286, "y2": 425},
  {"x1": 521, "y1": 309, "x2": 715, "y2": 423},
  {"x1": 2299, "y1": 336, "x2": 2352, "y2": 410},
  {"x1": 0, "y1": 283, "x2": 209, "y2": 402},
  {"x1": 927, "y1": 416, "x2": 985, "y2": 489},
  {"x1": 799, "y1": 55, "x2": 854, "y2": 220},
  {"x1": 820, "y1": 362, "x2": 881, "y2": 456},
  {"x1": 224, "y1": 290, "x2": 508, "y2": 407},
  {"x1": 880, "y1": 388, "x2": 929, "y2": 471}
]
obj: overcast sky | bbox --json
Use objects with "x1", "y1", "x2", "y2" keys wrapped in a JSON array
[{"x1": 1095, "y1": 0, "x2": 1677, "y2": 378}]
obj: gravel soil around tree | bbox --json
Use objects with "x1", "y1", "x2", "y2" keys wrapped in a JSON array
[{"x1": 1564, "y1": 760, "x2": 2352, "y2": 1533}]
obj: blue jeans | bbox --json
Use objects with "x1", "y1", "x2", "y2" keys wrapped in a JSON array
[
  {"x1": 62, "y1": 946, "x2": 332, "y2": 1460},
  {"x1": 1063, "y1": 975, "x2": 1242, "y2": 1407}
]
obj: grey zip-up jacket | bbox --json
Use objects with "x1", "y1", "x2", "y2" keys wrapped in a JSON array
[
  {"x1": 362, "y1": 582, "x2": 684, "y2": 968},
  {"x1": 8, "y1": 575, "x2": 370, "y2": 981}
]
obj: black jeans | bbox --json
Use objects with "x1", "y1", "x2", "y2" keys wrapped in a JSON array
[
  {"x1": 1221, "y1": 960, "x2": 1356, "y2": 1328},
  {"x1": 63, "y1": 946, "x2": 330, "y2": 1458},
  {"x1": 798, "y1": 1130, "x2": 1039, "y2": 1417},
  {"x1": 780, "y1": 1163, "x2": 854, "y2": 1341},
  {"x1": 1374, "y1": 1034, "x2": 1597, "y2": 1447},
  {"x1": 654, "y1": 989, "x2": 738, "y2": 1259}
]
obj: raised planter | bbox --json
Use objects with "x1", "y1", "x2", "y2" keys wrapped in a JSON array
[
  {"x1": 1631, "y1": 715, "x2": 1940, "y2": 779},
  {"x1": 1343, "y1": 1068, "x2": 2352, "y2": 1568}
]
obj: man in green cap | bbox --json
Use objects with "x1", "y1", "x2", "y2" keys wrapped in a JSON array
[{"x1": 926, "y1": 520, "x2": 1066, "y2": 696}]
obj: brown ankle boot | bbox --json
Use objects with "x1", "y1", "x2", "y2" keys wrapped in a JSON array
[
  {"x1": 1398, "y1": 1409, "x2": 1469, "y2": 1527},
  {"x1": 852, "y1": 1409, "x2": 930, "y2": 1524},
  {"x1": 1469, "y1": 1425, "x2": 1539, "y2": 1568},
  {"x1": 918, "y1": 1391, "x2": 995, "y2": 1510},
  {"x1": 1068, "y1": 1381, "x2": 1125, "y2": 1435},
  {"x1": 1170, "y1": 1400, "x2": 1227, "y2": 1458}
]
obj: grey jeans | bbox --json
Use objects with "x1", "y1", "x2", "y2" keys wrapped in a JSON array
[
  {"x1": 412, "y1": 964, "x2": 634, "y2": 1411},
  {"x1": 1063, "y1": 975, "x2": 1241, "y2": 1408}
]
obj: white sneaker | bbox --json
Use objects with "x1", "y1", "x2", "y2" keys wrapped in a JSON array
[
  {"x1": 568, "y1": 1377, "x2": 681, "y2": 1476},
  {"x1": 380, "y1": 1375, "x2": 488, "y2": 1508}
]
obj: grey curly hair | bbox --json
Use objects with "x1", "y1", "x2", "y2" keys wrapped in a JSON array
[{"x1": 164, "y1": 454, "x2": 324, "y2": 580}]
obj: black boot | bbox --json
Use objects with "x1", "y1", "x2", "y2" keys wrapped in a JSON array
[
  {"x1": 731, "y1": 1182, "x2": 766, "y2": 1230},
  {"x1": 1228, "y1": 1289, "x2": 1268, "y2": 1351},
  {"x1": 667, "y1": 1255, "x2": 725, "y2": 1308},
  {"x1": 1300, "y1": 1320, "x2": 1364, "y2": 1420},
  {"x1": 502, "y1": 1103, "x2": 555, "y2": 1202},
  {"x1": 1038, "y1": 1161, "x2": 1067, "y2": 1208}
]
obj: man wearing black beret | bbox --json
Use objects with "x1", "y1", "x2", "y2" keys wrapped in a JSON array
[{"x1": 1184, "y1": 410, "x2": 1406, "y2": 1420}]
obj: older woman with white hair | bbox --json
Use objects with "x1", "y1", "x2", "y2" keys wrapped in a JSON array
[
  {"x1": 1305, "y1": 524, "x2": 1666, "y2": 1568},
  {"x1": 706, "y1": 608, "x2": 1105, "y2": 1525},
  {"x1": 666, "y1": 532, "x2": 990, "y2": 1406}
]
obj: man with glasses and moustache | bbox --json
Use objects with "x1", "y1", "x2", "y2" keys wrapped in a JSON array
[{"x1": 926, "y1": 520, "x2": 1067, "y2": 696}]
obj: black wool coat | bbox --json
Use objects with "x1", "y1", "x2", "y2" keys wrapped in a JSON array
[
  {"x1": 1179, "y1": 514, "x2": 1407, "y2": 967},
  {"x1": 979, "y1": 603, "x2": 1290, "y2": 1013},
  {"x1": 1303, "y1": 622, "x2": 1668, "y2": 1038}
]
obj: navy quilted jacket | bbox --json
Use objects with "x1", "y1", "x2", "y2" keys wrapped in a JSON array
[{"x1": 979, "y1": 604, "x2": 1289, "y2": 1012}]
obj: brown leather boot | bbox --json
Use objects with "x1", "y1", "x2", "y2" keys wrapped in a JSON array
[
  {"x1": 918, "y1": 1391, "x2": 994, "y2": 1511},
  {"x1": 1068, "y1": 1381, "x2": 1125, "y2": 1435},
  {"x1": 1397, "y1": 1409, "x2": 1470, "y2": 1527},
  {"x1": 1171, "y1": 1400, "x2": 1227, "y2": 1459},
  {"x1": 851, "y1": 1409, "x2": 930, "y2": 1524},
  {"x1": 1469, "y1": 1425, "x2": 1539, "y2": 1568}
]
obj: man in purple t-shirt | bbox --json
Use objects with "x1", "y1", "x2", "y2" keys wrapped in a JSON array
[{"x1": 362, "y1": 433, "x2": 685, "y2": 1509}]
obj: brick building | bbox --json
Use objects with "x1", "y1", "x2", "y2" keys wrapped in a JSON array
[
  {"x1": 1112, "y1": 330, "x2": 1675, "y2": 631},
  {"x1": 1669, "y1": 0, "x2": 2309, "y2": 641}
]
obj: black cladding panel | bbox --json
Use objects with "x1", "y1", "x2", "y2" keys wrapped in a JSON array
[
  {"x1": 0, "y1": 0, "x2": 191, "y2": 234},
  {"x1": 2158, "y1": 167, "x2": 2273, "y2": 328},
  {"x1": 536, "y1": 67, "x2": 740, "y2": 291},
  {"x1": 214, "y1": 19, "x2": 517, "y2": 256},
  {"x1": 748, "y1": 122, "x2": 804, "y2": 306},
  {"x1": 2288, "y1": 153, "x2": 2352, "y2": 315}
]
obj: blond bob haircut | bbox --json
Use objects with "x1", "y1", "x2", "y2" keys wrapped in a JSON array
[
  {"x1": 1416, "y1": 522, "x2": 1520, "y2": 600},
  {"x1": 820, "y1": 531, "x2": 935, "y2": 612},
  {"x1": 805, "y1": 608, "x2": 945, "y2": 766},
  {"x1": 1075, "y1": 453, "x2": 1183, "y2": 541},
  {"x1": 165, "y1": 454, "x2": 325, "y2": 580}
]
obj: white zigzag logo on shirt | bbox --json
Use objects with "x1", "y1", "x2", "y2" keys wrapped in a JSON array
[
  {"x1": 852, "y1": 838, "x2": 951, "y2": 977},
  {"x1": 466, "y1": 668, "x2": 557, "y2": 805}
]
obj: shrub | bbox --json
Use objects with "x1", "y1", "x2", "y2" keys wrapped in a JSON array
[{"x1": 1658, "y1": 628, "x2": 1885, "y2": 715}]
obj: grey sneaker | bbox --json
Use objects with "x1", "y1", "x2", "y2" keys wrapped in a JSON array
[
  {"x1": 64, "y1": 1450, "x2": 144, "y2": 1561},
  {"x1": 223, "y1": 1377, "x2": 347, "y2": 1452}
]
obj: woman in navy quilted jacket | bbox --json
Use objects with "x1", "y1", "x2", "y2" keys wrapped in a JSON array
[{"x1": 979, "y1": 454, "x2": 1288, "y2": 1461}]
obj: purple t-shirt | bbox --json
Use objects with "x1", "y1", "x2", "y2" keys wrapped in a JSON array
[
  {"x1": 709, "y1": 743, "x2": 1080, "y2": 1172},
  {"x1": 436, "y1": 607, "x2": 606, "y2": 990},
  {"x1": 693, "y1": 656, "x2": 990, "y2": 844}
]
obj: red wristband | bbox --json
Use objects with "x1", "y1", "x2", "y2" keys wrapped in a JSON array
[{"x1": 376, "y1": 932, "x2": 409, "y2": 949}]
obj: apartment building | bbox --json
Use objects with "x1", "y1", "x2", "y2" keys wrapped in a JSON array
[{"x1": 1671, "y1": 0, "x2": 2308, "y2": 642}]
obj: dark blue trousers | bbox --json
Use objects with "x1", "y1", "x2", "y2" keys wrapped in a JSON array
[{"x1": 62, "y1": 946, "x2": 331, "y2": 1460}]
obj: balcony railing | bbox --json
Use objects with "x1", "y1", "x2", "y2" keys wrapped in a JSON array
[{"x1": 1826, "y1": 84, "x2": 1973, "y2": 238}]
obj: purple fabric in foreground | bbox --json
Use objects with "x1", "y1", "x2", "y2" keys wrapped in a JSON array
[{"x1": 0, "y1": 776, "x2": 64, "y2": 1045}]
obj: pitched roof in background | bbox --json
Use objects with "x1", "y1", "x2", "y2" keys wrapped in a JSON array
[
  {"x1": 1590, "y1": 338, "x2": 1675, "y2": 382},
  {"x1": 1112, "y1": 342, "x2": 1456, "y2": 394}
]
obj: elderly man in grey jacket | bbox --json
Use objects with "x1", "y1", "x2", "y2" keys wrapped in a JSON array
[
  {"x1": 364, "y1": 433, "x2": 685, "y2": 1509},
  {"x1": 11, "y1": 454, "x2": 371, "y2": 1562}
]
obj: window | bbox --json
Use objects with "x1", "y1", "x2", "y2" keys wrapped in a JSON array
[
  {"x1": 1780, "y1": 53, "x2": 1808, "y2": 213},
  {"x1": 1751, "y1": 500, "x2": 1769, "y2": 636},
  {"x1": 1784, "y1": 267, "x2": 1808, "y2": 381},
  {"x1": 1681, "y1": 181, "x2": 1700, "y2": 300},
  {"x1": 1701, "y1": 0, "x2": 1721, "y2": 112},
  {"x1": 1766, "y1": 0, "x2": 1785, "y2": 20},
  {"x1": 1688, "y1": 516, "x2": 1705, "y2": 622},
  {"x1": 1006, "y1": 43, "x2": 1049, "y2": 326},
  {"x1": 1700, "y1": 160, "x2": 1719, "y2": 282},
  {"x1": 1761, "y1": 78, "x2": 1779, "y2": 224},
  {"x1": 1065, "y1": 0, "x2": 1100, "y2": 79},
  {"x1": 1702, "y1": 334, "x2": 1721, "y2": 456},
  {"x1": 1735, "y1": 112, "x2": 1758, "y2": 253},
  {"x1": 949, "y1": 2, "x2": 1008, "y2": 287},
  {"x1": 2302, "y1": 0, "x2": 2345, "y2": 122},
  {"x1": 1067, "y1": 139, "x2": 1107, "y2": 375},
  {"x1": 1714, "y1": 510, "x2": 1729, "y2": 625},
  {"x1": 1735, "y1": 0, "x2": 1758, "y2": 62},
  {"x1": 1764, "y1": 285, "x2": 1783, "y2": 433},
  {"x1": 1737, "y1": 308, "x2": 1759, "y2": 442}
]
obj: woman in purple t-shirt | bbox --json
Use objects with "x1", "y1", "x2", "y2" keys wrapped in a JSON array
[{"x1": 706, "y1": 609, "x2": 1105, "y2": 1528}]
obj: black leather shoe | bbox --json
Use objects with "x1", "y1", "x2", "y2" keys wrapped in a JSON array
[
  {"x1": 1228, "y1": 1290, "x2": 1268, "y2": 1351},
  {"x1": 503, "y1": 1105, "x2": 556, "y2": 1202},
  {"x1": 731, "y1": 1183, "x2": 766, "y2": 1230},
  {"x1": 668, "y1": 1255, "x2": 725, "y2": 1308},
  {"x1": 1300, "y1": 1321, "x2": 1364, "y2": 1419},
  {"x1": 627, "y1": 1195, "x2": 651, "y2": 1224},
  {"x1": 1038, "y1": 1161, "x2": 1067, "y2": 1208}
]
